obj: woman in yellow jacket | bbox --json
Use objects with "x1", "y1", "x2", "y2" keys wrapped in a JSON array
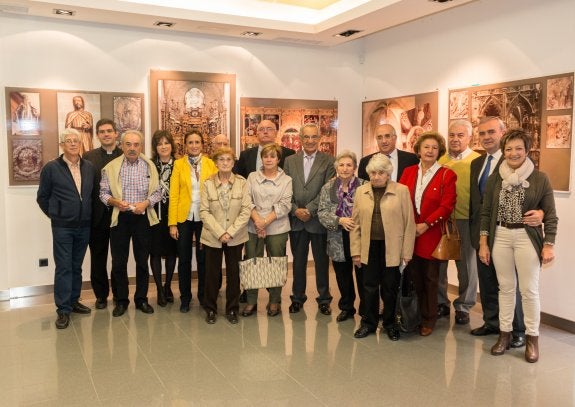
[{"x1": 169, "y1": 131, "x2": 217, "y2": 313}]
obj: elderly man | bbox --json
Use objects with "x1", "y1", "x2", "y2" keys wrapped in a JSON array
[
  {"x1": 37, "y1": 129, "x2": 95, "y2": 329},
  {"x1": 358, "y1": 123, "x2": 419, "y2": 182},
  {"x1": 65, "y1": 95, "x2": 94, "y2": 156},
  {"x1": 233, "y1": 119, "x2": 295, "y2": 178},
  {"x1": 211, "y1": 134, "x2": 230, "y2": 152},
  {"x1": 100, "y1": 130, "x2": 162, "y2": 317},
  {"x1": 83, "y1": 119, "x2": 123, "y2": 309},
  {"x1": 284, "y1": 123, "x2": 336, "y2": 314},
  {"x1": 437, "y1": 120, "x2": 480, "y2": 325}
]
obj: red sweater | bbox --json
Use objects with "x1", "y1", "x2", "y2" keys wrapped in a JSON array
[{"x1": 399, "y1": 165, "x2": 457, "y2": 259}]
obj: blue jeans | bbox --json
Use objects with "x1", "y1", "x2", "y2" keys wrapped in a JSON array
[{"x1": 52, "y1": 226, "x2": 90, "y2": 314}]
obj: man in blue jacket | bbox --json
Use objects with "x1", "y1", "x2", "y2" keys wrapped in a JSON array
[{"x1": 37, "y1": 128, "x2": 95, "y2": 329}]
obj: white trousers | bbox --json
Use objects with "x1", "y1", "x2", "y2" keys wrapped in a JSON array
[{"x1": 492, "y1": 226, "x2": 541, "y2": 336}]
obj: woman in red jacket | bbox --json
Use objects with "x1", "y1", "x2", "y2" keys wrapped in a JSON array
[{"x1": 399, "y1": 132, "x2": 457, "y2": 336}]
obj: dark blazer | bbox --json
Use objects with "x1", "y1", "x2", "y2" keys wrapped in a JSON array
[
  {"x1": 233, "y1": 145, "x2": 295, "y2": 178},
  {"x1": 469, "y1": 154, "x2": 503, "y2": 250},
  {"x1": 283, "y1": 151, "x2": 336, "y2": 233},
  {"x1": 37, "y1": 155, "x2": 95, "y2": 228},
  {"x1": 358, "y1": 149, "x2": 419, "y2": 181},
  {"x1": 83, "y1": 146, "x2": 123, "y2": 228}
]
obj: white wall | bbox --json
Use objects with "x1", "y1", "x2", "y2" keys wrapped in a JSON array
[{"x1": 361, "y1": 0, "x2": 575, "y2": 322}]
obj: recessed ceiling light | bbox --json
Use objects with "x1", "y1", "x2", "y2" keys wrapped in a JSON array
[
  {"x1": 53, "y1": 8, "x2": 75, "y2": 16},
  {"x1": 241, "y1": 31, "x2": 262, "y2": 37},
  {"x1": 154, "y1": 21, "x2": 174, "y2": 27},
  {"x1": 335, "y1": 29, "x2": 362, "y2": 38},
  {"x1": 429, "y1": 0, "x2": 453, "y2": 3}
]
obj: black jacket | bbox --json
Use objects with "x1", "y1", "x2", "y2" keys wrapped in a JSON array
[
  {"x1": 233, "y1": 145, "x2": 296, "y2": 178},
  {"x1": 358, "y1": 149, "x2": 419, "y2": 182}
]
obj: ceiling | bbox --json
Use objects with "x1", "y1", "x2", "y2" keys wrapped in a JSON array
[{"x1": 0, "y1": 0, "x2": 477, "y2": 47}]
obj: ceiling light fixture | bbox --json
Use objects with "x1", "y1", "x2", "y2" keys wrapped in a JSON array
[
  {"x1": 154, "y1": 21, "x2": 174, "y2": 27},
  {"x1": 241, "y1": 31, "x2": 262, "y2": 37},
  {"x1": 429, "y1": 0, "x2": 453, "y2": 3},
  {"x1": 53, "y1": 8, "x2": 75, "y2": 16},
  {"x1": 335, "y1": 29, "x2": 362, "y2": 38}
]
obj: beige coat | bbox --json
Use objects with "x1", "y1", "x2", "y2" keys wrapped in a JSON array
[
  {"x1": 199, "y1": 173, "x2": 252, "y2": 248},
  {"x1": 349, "y1": 181, "x2": 416, "y2": 267}
]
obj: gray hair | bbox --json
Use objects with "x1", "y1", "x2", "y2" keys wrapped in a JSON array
[
  {"x1": 448, "y1": 119, "x2": 472, "y2": 136},
  {"x1": 300, "y1": 122, "x2": 320, "y2": 136},
  {"x1": 121, "y1": 129, "x2": 144, "y2": 143},
  {"x1": 334, "y1": 149, "x2": 358, "y2": 170},
  {"x1": 478, "y1": 116, "x2": 506, "y2": 132},
  {"x1": 366, "y1": 153, "x2": 393, "y2": 176},
  {"x1": 59, "y1": 128, "x2": 81, "y2": 144}
]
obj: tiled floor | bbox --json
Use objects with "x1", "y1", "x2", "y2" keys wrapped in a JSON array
[{"x1": 1, "y1": 273, "x2": 574, "y2": 406}]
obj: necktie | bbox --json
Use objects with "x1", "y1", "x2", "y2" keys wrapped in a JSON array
[
  {"x1": 304, "y1": 155, "x2": 313, "y2": 182},
  {"x1": 478, "y1": 155, "x2": 493, "y2": 197}
]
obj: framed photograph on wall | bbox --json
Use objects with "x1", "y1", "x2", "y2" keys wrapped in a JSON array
[
  {"x1": 362, "y1": 91, "x2": 438, "y2": 156},
  {"x1": 150, "y1": 70, "x2": 236, "y2": 158},
  {"x1": 239, "y1": 97, "x2": 338, "y2": 155}
]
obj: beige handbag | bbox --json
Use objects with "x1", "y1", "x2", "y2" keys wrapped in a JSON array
[
  {"x1": 239, "y1": 256, "x2": 288, "y2": 289},
  {"x1": 431, "y1": 218, "x2": 461, "y2": 261}
]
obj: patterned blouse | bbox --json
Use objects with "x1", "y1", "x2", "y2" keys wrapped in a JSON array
[{"x1": 496, "y1": 185, "x2": 525, "y2": 224}]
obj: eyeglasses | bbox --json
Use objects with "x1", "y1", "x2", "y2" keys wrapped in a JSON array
[
  {"x1": 63, "y1": 139, "x2": 80, "y2": 145},
  {"x1": 257, "y1": 127, "x2": 276, "y2": 133},
  {"x1": 302, "y1": 135, "x2": 320, "y2": 140},
  {"x1": 217, "y1": 157, "x2": 234, "y2": 162},
  {"x1": 376, "y1": 134, "x2": 395, "y2": 140}
]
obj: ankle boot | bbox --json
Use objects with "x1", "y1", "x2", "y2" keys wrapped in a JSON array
[
  {"x1": 525, "y1": 335, "x2": 539, "y2": 363},
  {"x1": 491, "y1": 331, "x2": 512, "y2": 356}
]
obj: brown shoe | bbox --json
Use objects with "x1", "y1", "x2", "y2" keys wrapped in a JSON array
[
  {"x1": 267, "y1": 303, "x2": 281, "y2": 317},
  {"x1": 241, "y1": 304, "x2": 257, "y2": 317},
  {"x1": 525, "y1": 335, "x2": 539, "y2": 363},
  {"x1": 420, "y1": 326, "x2": 433, "y2": 336},
  {"x1": 491, "y1": 331, "x2": 512, "y2": 356}
]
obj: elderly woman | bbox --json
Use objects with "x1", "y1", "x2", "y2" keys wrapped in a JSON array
[
  {"x1": 479, "y1": 129, "x2": 557, "y2": 363},
  {"x1": 318, "y1": 150, "x2": 367, "y2": 322},
  {"x1": 169, "y1": 131, "x2": 218, "y2": 313},
  {"x1": 242, "y1": 143, "x2": 293, "y2": 317},
  {"x1": 200, "y1": 147, "x2": 252, "y2": 324},
  {"x1": 399, "y1": 132, "x2": 457, "y2": 336},
  {"x1": 149, "y1": 130, "x2": 178, "y2": 307},
  {"x1": 350, "y1": 153, "x2": 416, "y2": 340}
]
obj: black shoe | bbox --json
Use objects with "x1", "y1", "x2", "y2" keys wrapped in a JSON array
[
  {"x1": 510, "y1": 334, "x2": 526, "y2": 348},
  {"x1": 164, "y1": 285, "x2": 174, "y2": 303},
  {"x1": 289, "y1": 302, "x2": 302, "y2": 314},
  {"x1": 354, "y1": 325, "x2": 374, "y2": 339},
  {"x1": 226, "y1": 311, "x2": 239, "y2": 324},
  {"x1": 455, "y1": 310, "x2": 470, "y2": 325},
  {"x1": 336, "y1": 310, "x2": 355, "y2": 322},
  {"x1": 437, "y1": 304, "x2": 450, "y2": 318},
  {"x1": 112, "y1": 304, "x2": 127, "y2": 317},
  {"x1": 72, "y1": 302, "x2": 91, "y2": 314},
  {"x1": 241, "y1": 305, "x2": 257, "y2": 317},
  {"x1": 157, "y1": 290, "x2": 167, "y2": 307},
  {"x1": 206, "y1": 311, "x2": 217, "y2": 324},
  {"x1": 470, "y1": 325, "x2": 499, "y2": 336},
  {"x1": 319, "y1": 304, "x2": 332, "y2": 316},
  {"x1": 55, "y1": 313, "x2": 70, "y2": 329},
  {"x1": 239, "y1": 291, "x2": 247, "y2": 303},
  {"x1": 387, "y1": 327, "x2": 400, "y2": 341},
  {"x1": 95, "y1": 298, "x2": 107, "y2": 310},
  {"x1": 267, "y1": 303, "x2": 281, "y2": 317},
  {"x1": 180, "y1": 302, "x2": 190, "y2": 313},
  {"x1": 136, "y1": 302, "x2": 154, "y2": 314}
]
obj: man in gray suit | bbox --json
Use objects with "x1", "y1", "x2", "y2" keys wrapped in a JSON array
[{"x1": 284, "y1": 123, "x2": 336, "y2": 314}]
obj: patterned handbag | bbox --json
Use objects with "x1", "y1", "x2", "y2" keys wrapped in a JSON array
[{"x1": 239, "y1": 256, "x2": 288, "y2": 289}]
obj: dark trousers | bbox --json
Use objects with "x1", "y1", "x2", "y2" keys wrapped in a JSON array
[
  {"x1": 476, "y1": 253, "x2": 526, "y2": 335},
  {"x1": 204, "y1": 244, "x2": 243, "y2": 315},
  {"x1": 52, "y1": 226, "x2": 90, "y2": 314},
  {"x1": 410, "y1": 254, "x2": 441, "y2": 329},
  {"x1": 89, "y1": 219, "x2": 116, "y2": 301},
  {"x1": 362, "y1": 240, "x2": 400, "y2": 331},
  {"x1": 289, "y1": 229, "x2": 332, "y2": 305},
  {"x1": 176, "y1": 220, "x2": 205, "y2": 305},
  {"x1": 332, "y1": 230, "x2": 364, "y2": 316},
  {"x1": 110, "y1": 212, "x2": 151, "y2": 306}
]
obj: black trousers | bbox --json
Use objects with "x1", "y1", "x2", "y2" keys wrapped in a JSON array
[
  {"x1": 204, "y1": 244, "x2": 243, "y2": 315},
  {"x1": 110, "y1": 212, "x2": 151, "y2": 306},
  {"x1": 332, "y1": 230, "x2": 364, "y2": 316},
  {"x1": 362, "y1": 240, "x2": 400, "y2": 331},
  {"x1": 176, "y1": 220, "x2": 205, "y2": 305},
  {"x1": 89, "y1": 210, "x2": 116, "y2": 301}
]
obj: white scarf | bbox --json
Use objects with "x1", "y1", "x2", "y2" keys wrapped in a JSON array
[{"x1": 499, "y1": 158, "x2": 534, "y2": 191}]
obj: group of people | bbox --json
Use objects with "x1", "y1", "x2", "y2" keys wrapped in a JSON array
[{"x1": 36, "y1": 115, "x2": 557, "y2": 364}]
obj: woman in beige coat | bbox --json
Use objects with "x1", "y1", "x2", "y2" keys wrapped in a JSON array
[
  {"x1": 200, "y1": 147, "x2": 252, "y2": 324},
  {"x1": 350, "y1": 154, "x2": 416, "y2": 340}
]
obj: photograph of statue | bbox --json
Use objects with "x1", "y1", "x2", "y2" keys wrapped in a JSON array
[
  {"x1": 546, "y1": 115, "x2": 572, "y2": 149},
  {"x1": 362, "y1": 92, "x2": 437, "y2": 156},
  {"x1": 57, "y1": 92, "x2": 100, "y2": 156},
  {"x1": 12, "y1": 139, "x2": 42, "y2": 181},
  {"x1": 114, "y1": 96, "x2": 142, "y2": 134},
  {"x1": 10, "y1": 92, "x2": 40, "y2": 135},
  {"x1": 158, "y1": 80, "x2": 230, "y2": 157},
  {"x1": 547, "y1": 76, "x2": 573, "y2": 110}
]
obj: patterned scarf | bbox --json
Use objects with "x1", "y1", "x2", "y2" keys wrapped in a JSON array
[
  {"x1": 188, "y1": 154, "x2": 201, "y2": 180},
  {"x1": 335, "y1": 176, "x2": 360, "y2": 217}
]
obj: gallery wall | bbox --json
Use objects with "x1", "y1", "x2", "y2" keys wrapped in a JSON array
[{"x1": 1, "y1": 0, "x2": 574, "y2": 322}]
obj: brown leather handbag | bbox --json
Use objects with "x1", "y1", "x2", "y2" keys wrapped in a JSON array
[{"x1": 431, "y1": 217, "x2": 461, "y2": 261}]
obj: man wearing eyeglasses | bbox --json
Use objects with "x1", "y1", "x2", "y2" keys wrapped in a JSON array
[
  {"x1": 233, "y1": 119, "x2": 295, "y2": 178},
  {"x1": 358, "y1": 123, "x2": 419, "y2": 182},
  {"x1": 37, "y1": 128, "x2": 96, "y2": 329},
  {"x1": 284, "y1": 123, "x2": 336, "y2": 315},
  {"x1": 99, "y1": 130, "x2": 163, "y2": 317},
  {"x1": 83, "y1": 119, "x2": 123, "y2": 310}
]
